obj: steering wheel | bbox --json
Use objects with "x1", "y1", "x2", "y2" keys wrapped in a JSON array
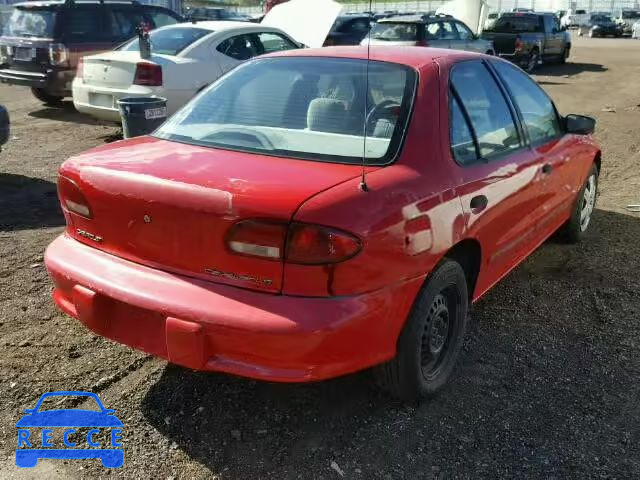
[
  {"x1": 365, "y1": 99, "x2": 401, "y2": 133},
  {"x1": 202, "y1": 128, "x2": 275, "y2": 150}
]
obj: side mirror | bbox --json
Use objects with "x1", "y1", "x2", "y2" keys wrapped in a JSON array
[
  {"x1": 0, "y1": 105, "x2": 9, "y2": 147},
  {"x1": 565, "y1": 114, "x2": 596, "y2": 135}
]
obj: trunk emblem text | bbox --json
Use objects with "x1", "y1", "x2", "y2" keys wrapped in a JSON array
[
  {"x1": 76, "y1": 229, "x2": 103, "y2": 243},
  {"x1": 204, "y1": 268, "x2": 273, "y2": 287}
]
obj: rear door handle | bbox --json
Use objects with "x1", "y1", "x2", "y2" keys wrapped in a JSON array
[
  {"x1": 470, "y1": 195, "x2": 488, "y2": 212},
  {"x1": 542, "y1": 163, "x2": 553, "y2": 174}
]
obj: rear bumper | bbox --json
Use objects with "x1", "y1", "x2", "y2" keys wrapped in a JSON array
[
  {"x1": 0, "y1": 67, "x2": 74, "y2": 95},
  {"x1": 45, "y1": 235, "x2": 421, "y2": 382},
  {"x1": 72, "y1": 79, "x2": 188, "y2": 122},
  {"x1": 497, "y1": 52, "x2": 531, "y2": 67}
]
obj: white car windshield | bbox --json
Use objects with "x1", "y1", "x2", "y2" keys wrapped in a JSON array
[
  {"x1": 155, "y1": 57, "x2": 417, "y2": 165},
  {"x1": 121, "y1": 27, "x2": 211, "y2": 56}
]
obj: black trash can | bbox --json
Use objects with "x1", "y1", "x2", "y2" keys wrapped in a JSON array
[{"x1": 117, "y1": 96, "x2": 168, "y2": 139}]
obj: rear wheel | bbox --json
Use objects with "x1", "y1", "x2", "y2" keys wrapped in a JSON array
[
  {"x1": 559, "y1": 45, "x2": 570, "y2": 63},
  {"x1": 31, "y1": 87, "x2": 64, "y2": 106},
  {"x1": 374, "y1": 260, "x2": 469, "y2": 402},
  {"x1": 559, "y1": 164, "x2": 599, "y2": 243}
]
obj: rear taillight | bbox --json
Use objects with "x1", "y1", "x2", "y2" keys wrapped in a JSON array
[
  {"x1": 227, "y1": 220, "x2": 286, "y2": 259},
  {"x1": 58, "y1": 176, "x2": 92, "y2": 219},
  {"x1": 416, "y1": 39, "x2": 429, "y2": 47},
  {"x1": 226, "y1": 220, "x2": 361, "y2": 265},
  {"x1": 49, "y1": 43, "x2": 69, "y2": 67},
  {"x1": 514, "y1": 37, "x2": 524, "y2": 52},
  {"x1": 76, "y1": 57, "x2": 84, "y2": 80},
  {"x1": 133, "y1": 62, "x2": 163, "y2": 86},
  {"x1": 286, "y1": 223, "x2": 361, "y2": 265}
]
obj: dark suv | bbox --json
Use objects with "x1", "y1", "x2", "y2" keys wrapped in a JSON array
[{"x1": 0, "y1": 0, "x2": 182, "y2": 105}]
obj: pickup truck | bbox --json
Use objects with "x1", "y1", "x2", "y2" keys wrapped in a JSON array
[{"x1": 481, "y1": 13, "x2": 570, "y2": 73}]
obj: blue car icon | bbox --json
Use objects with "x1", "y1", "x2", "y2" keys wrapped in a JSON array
[{"x1": 16, "y1": 391, "x2": 123, "y2": 468}]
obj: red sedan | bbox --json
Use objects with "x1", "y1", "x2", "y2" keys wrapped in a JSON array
[{"x1": 45, "y1": 47, "x2": 600, "y2": 401}]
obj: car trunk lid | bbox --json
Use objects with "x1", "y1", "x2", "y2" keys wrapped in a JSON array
[
  {"x1": 80, "y1": 51, "x2": 179, "y2": 88},
  {"x1": 59, "y1": 137, "x2": 364, "y2": 293}
]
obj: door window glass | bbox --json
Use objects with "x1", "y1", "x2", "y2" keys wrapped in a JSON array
[
  {"x1": 493, "y1": 61, "x2": 562, "y2": 143},
  {"x1": 216, "y1": 34, "x2": 259, "y2": 60},
  {"x1": 450, "y1": 61, "x2": 521, "y2": 159},
  {"x1": 454, "y1": 21, "x2": 474, "y2": 40}
]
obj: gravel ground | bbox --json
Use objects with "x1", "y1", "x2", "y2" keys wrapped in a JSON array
[{"x1": 1, "y1": 36, "x2": 639, "y2": 479}]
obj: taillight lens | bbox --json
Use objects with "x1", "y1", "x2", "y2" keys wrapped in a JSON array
[
  {"x1": 227, "y1": 220, "x2": 286, "y2": 259},
  {"x1": 514, "y1": 38, "x2": 523, "y2": 52},
  {"x1": 286, "y1": 223, "x2": 361, "y2": 265},
  {"x1": 49, "y1": 43, "x2": 69, "y2": 67},
  {"x1": 133, "y1": 62, "x2": 163, "y2": 86},
  {"x1": 416, "y1": 39, "x2": 429, "y2": 47},
  {"x1": 58, "y1": 176, "x2": 92, "y2": 219},
  {"x1": 226, "y1": 220, "x2": 361, "y2": 265},
  {"x1": 76, "y1": 57, "x2": 84, "y2": 80}
]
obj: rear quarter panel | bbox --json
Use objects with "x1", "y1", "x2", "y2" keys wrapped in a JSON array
[{"x1": 287, "y1": 62, "x2": 466, "y2": 297}]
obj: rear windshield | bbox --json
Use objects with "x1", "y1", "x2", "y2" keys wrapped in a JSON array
[
  {"x1": 575, "y1": 10, "x2": 587, "y2": 14},
  {"x1": 370, "y1": 22, "x2": 418, "y2": 41},
  {"x1": 155, "y1": 57, "x2": 417, "y2": 165},
  {"x1": 4, "y1": 7, "x2": 57, "y2": 38},
  {"x1": 121, "y1": 27, "x2": 210, "y2": 56},
  {"x1": 490, "y1": 16, "x2": 542, "y2": 32},
  {"x1": 591, "y1": 14, "x2": 612, "y2": 22},
  {"x1": 622, "y1": 11, "x2": 640, "y2": 19}
]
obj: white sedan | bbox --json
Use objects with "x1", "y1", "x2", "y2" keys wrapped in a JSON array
[{"x1": 72, "y1": 22, "x2": 300, "y2": 122}]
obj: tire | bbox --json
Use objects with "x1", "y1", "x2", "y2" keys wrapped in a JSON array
[
  {"x1": 525, "y1": 48, "x2": 540, "y2": 73},
  {"x1": 559, "y1": 163, "x2": 599, "y2": 243},
  {"x1": 588, "y1": 29, "x2": 595, "y2": 38},
  {"x1": 374, "y1": 259, "x2": 469, "y2": 402},
  {"x1": 485, "y1": 50, "x2": 495, "y2": 56},
  {"x1": 559, "y1": 46, "x2": 570, "y2": 64},
  {"x1": 30, "y1": 87, "x2": 64, "y2": 106}
]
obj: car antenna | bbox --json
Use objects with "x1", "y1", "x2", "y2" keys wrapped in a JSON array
[{"x1": 359, "y1": 0, "x2": 373, "y2": 193}]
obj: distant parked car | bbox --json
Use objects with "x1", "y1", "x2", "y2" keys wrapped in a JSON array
[
  {"x1": 364, "y1": 15, "x2": 495, "y2": 55},
  {"x1": 73, "y1": 22, "x2": 300, "y2": 122},
  {"x1": 561, "y1": 9, "x2": 589, "y2": 29},
  {"x1": 325, "y1": 15, "x2": 372, "y2": 46},
  {"x1": 184, "y1": 7, "x2": 250, "y2": 22},
  {"x1": 0, "y1": 0, "x2": 182, "y2": 106},
  {"x1": 482, "y1": 12, "x2": 570, "y2": 72},
  {"x1": 615, "y1": 10, "x2": 640, "y2": 36},
  {"x1": 585, "y1": 13, "x2": 623, "y2": 37}
]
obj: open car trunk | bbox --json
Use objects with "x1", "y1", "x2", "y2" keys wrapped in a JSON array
[{"x1": 59, "y1": 137, "x2": 362, "y2": 293}]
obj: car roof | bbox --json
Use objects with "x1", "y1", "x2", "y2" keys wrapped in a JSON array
[
  {"x1": 159, "y1": 21, "x2": 281, "y2": 33},
  {"x1": 265, "y1": 45, "x2": 482, "y2": 70},
  {"x1": 14, "y1": 0, "x2": 168, "y2": 7},
  {"x1": 378, "y1": 14, "x2": 454, "y2": 24}
]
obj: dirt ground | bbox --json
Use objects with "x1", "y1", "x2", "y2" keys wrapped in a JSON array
[{"x1": 1, "y1": 35, "x2": 639, "y2": 479}]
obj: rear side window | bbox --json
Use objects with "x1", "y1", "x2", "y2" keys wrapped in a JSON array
[
  {"x1": 108, "y1": 8, "x2": 146, "y2": 41},
  {"x1": 492, "y1": 61, "x2": 562, "y2": 144},
  {"x1": 253, "y1": 32, "x2": 298, "y2": 54},
  {"x1": 370, "y1": 22, "x2": 418, "y2": 41},
  {"x1": 450, "y1": 96, "x2": 477, "y2": 165},
  {"x1": 492, "y1": 16, "x2": 542, "y2": 32},
  {"x1": 6, "y1": 7, "x2": 57, "y2": 38},
  {"x1": 450, "y1": 61, "x2": 521, "y2": 161},
  {"x1": 64, "y1": 7, "x2": 105, "y2": 42},
  {"x1": 121, "y1": 27, "x2": 210, "y2": 55},
  {"x1": 148, "y1": 10, "x2": 180, "y2": 28},
  {"x1": 216, "y1": 34, "x2": 259, "y2": 60}
]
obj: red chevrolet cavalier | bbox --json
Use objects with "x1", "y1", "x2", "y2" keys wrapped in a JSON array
[{"x1": 45, "y1": 47, "x2": 600, "y2": 401}]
